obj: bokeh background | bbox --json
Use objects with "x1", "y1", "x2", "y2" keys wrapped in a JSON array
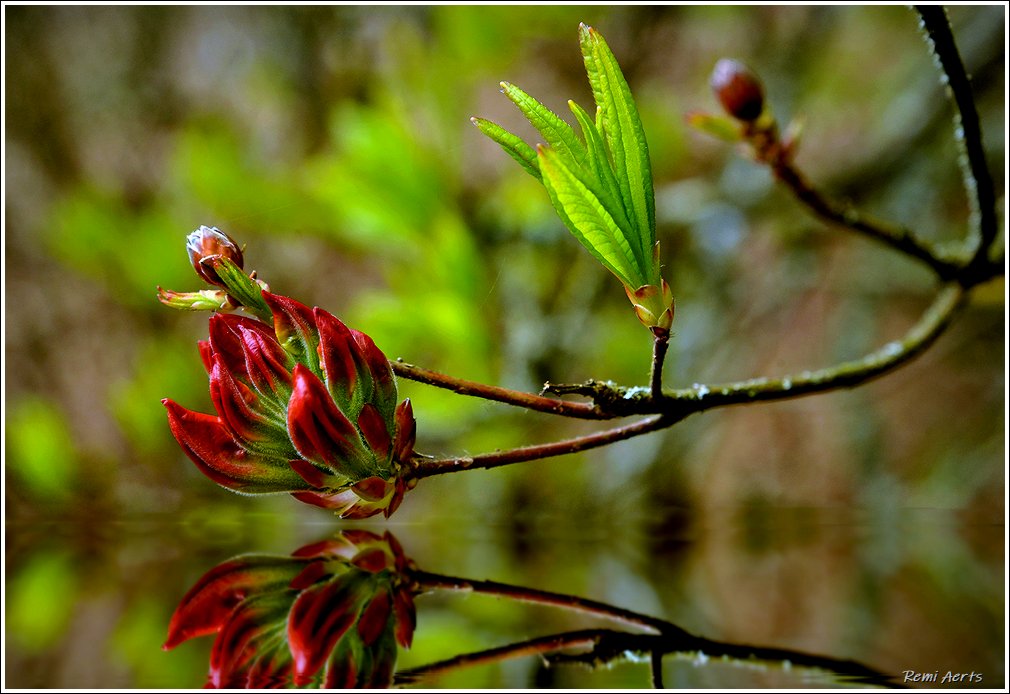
[{"x1": 4, "y1": 4, "x2": 1005, "y2": 688}]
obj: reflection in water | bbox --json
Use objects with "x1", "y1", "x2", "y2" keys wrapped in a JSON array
[
  {"x1": 162, "y1": 530, "x2": 415, "y2": 688},
  {"x1": 164, "y1": 529, "x2": 892, "y2": 688}
]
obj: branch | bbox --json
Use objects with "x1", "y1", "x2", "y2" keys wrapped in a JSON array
[
  {"x1": 767, "y1": 155, "x2": 964, "y2": 279},
  {"x1": 652, "y1": 282, "x2": 966, "y2": 415},
  {"x1": 916, "y1": 5, "x2": 1000, "y2": 283},
  {"x1": 394, "y1": 627, "x2": 895, "y2": 687},
  {"x1": 409, "y1": 569, "x2": 670, "y2": 634},
  {"x1": 409, "y1": 414, "x2": 671, "y2": 480},
  {"x1": 391, "y1": 359, "x2": 611, "y2": 420}
]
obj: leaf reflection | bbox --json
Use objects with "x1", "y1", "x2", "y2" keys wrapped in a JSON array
[{"x1": 165, "y1": 530, "x2": 893, "y2": 689}]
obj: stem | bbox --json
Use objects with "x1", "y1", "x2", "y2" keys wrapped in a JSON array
[
  {"x1": 394, "y1": 630, "x2": 606, "y2": 684},
  {"x1": 391, "y1": 359, "x2": 610, "y2": 420},
  {"x1": 654, "y1": 282, "x2": 966, "y2": 413},
  {"x1": 650, "y1": 650, "x2": 665, "y2": 689},
  {"x1": 410, "y1": 569, "x2": 669, "y2": 634},
  {"x1": 650, "y1": 330, "x2": 670, "y2": 401},
  {"x1": 409, "y1": 415, "x2": 671, "y2": 480},
  {"x1": 769, "y1": 158, "x2": 963, "y2": 279},
  {"x1": 916, "y1": 6, "x2": 999, "y2": 282}
]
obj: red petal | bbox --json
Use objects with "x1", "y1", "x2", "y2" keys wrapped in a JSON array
[
  {"x1": 314, "y1": 308, "x2": 361, "y2": 409},
  {"x1": 263, "y1": 292, "x2": 320, "y2": 371},
  {"x1": 350, "y1": 547, "x2": 389, "y2": 574},
  {"x1": 356, "y1": 589, "x2": 392, "y2": 647},
  {"x1": 292, "y1": 537, "x2": 356, "y2": 560},
  {"x1": 352, "y1": 476, "x2": 390, "y2": 502},
  {"x1": 339, "y1": 501, "x2": 384, "y2": 520},
  {"x1": 357, "y1": 404, "x2": 392, "y2": 460},
  {"x1": 289, "y1": 560, "x2": 329, "y2": 591},
  {"x1": 209, "y1": 358, "x2": 279, "y2": 446},
  {"x1": 209, "y1": 594, "x2": 289, "y2": 688},
  {"x1": 287, "y1": 365, "x2": 368, "y2": 476},
  {"x1": 238, "y1": 326, "x2": 292, "y2": 403},
  {"x1": 163, "y1": 400, "x2": 305, "y2": 493},
  {"x1": 244, "y1": 646, "x2": 293, "y2": 689},
  {"x1": 198, "y1": 340, "x2": 214, "y2": 374},
  {"x1": 163, "y1": 556, "x2": 302, "y2": 650},
  {"x1": 208, "y1": 313, "x2": 276, "y2": 380},
  {"x1": 287, "y1": 458, "x2": 336, "y2": 489},
  {"x1": 323, "y1": 646, "x2": 358, "y2": 689},
  {"x1": 392, "y1": 399, "x2": 416, "y2": 463},
  {"x1": 392, "y1": 589, "x2": 416, "y2": 648},
  {"x1": 350, "y1": 329, "x2": 396, "y2": 413},
  {"x1": 383, "y1": 478, "x2": 406, "y2": 519},
  {"x1": 291, "y1": 489, "x2": 357, "y2": 512},
  {"x1": 287, "y1": 575, "x2": 366, "y2": 685},
  {"x1": 341, "y1": 529, "x2": 384, "y2": 547}
]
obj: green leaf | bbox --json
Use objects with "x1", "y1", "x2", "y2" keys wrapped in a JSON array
[
  {"x1": 579, "y1": 23, "x2": 656, "y2": 272},
  {"x1": 567, "y1": 100, "x2": 637, "y2": 255},
  {"x1": 470, "y1": 117, "x2": 541, "y2": 180},
  {"x1": 206, "y1": 256, "x2": 272, "y2": 321},
  {"x1": 537, "y1": 146, "x2": 641, "y2": 288},
  {"x1": 499, "y1": 81, "x2": 587, "y2": 168}
]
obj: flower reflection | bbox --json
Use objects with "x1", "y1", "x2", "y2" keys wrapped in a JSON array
[
  {"x1": 163, "y1": 530, "x2": 415, "y2": 688},
  {"x1": 165, "y1": 529, "x2": 891, "y2": 689}
]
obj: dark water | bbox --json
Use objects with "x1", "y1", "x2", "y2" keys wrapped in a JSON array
[{"x1": 5, "y1": 506, "x2": 1003, "y2": 689}]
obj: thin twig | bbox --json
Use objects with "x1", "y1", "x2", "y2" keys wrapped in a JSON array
[
  {"x1": 409, "y1": 415, "x2": 671, "y2": 479},
  {"x1": 393, "y1": 630, "x2": 605, "y2": 684},
  {"x1": 650, "y1": 330, "x2": 670, "y2": 401},
  {"x1": 409, "y1": 569, "x2": 670, "y2": 634},
  {"x1": 916, "y1": 5, "x2": 999, "y2": 283},
  {"x1": 391, "y1": 359, "x2": 611, "y2": 420},
  {"x1": 768, "y1": 158, "x2": 963, "y2": 279}
]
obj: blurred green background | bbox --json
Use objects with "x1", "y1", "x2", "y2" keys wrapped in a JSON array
[{"x1": 4, "y1": 5, "x2": 1004, "y2": 688}]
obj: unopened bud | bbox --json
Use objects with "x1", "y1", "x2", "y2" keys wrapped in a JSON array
[
  {"x1": 710, "y1": 58, "x2": 764, "y2": 122},
  {"x1": 186, "y1": 225, "x2": 244, "y2": 286}
]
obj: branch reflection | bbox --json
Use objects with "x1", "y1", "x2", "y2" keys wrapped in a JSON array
[{"x1": 164, "y1": 529, "x2": 894, "y2": 688}]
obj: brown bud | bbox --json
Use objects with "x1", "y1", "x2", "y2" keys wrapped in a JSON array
[
  {"x1": 186, "y1": 225, "x2": 244, "y2": 286},
  {"x1": 710, "y1": 58, "x2": 764, "y2": 122}
]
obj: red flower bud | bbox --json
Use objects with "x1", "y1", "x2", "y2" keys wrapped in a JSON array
[
  {"x1": 165, "y1": 289, "x2": 417, "y2": 519},
  {"x1": 710, "y1": 58, "x2": 765, "y2": 122},
  {"x1": 187, "y1": 225, "x2": 244, "y2": 286}
]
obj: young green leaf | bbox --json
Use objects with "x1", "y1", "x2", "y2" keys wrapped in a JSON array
[
  {"x1": 567, "y1": 100, "x2": 640, "y2": 268},
  {"x1": 538, "y1": 145, "x2": 641, "y2": 288},
  {"x1": 579, "y1": 23, "x2": 656, "y2": 271},
  {"x1": 499, "y1": 82, "x2": 587, "y2": 168},
  {"x1": 470, "y1": 117, "x2": 541, "y2": 180}
]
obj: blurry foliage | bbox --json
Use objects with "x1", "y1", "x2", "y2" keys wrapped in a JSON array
[{"x1": 3, "y1": 4, "x2": 1004, "y2": 689}]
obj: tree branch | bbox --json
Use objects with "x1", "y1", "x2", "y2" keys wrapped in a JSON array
[
  {"x1": 409, "y1": 569, "x2": 669, "y2": 634},
  {"x1": 652, "y1": 282, "x2": 966, "y2": 415},
  {"x1": 916, "y1": 5, "x2": 1000, "y2": 283},
  {"x1": 766, "y1": 154, "x2": 964, "y2": 279},
  {"x1": 409, "y1": 414, "x2": 671, "y2": 480},
  {"x1": 394, "y1": 627, "x2": 894, "y2": 687},
  {"x1": 391, "y1": 359, "x2": 611, "y2": 420}
]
